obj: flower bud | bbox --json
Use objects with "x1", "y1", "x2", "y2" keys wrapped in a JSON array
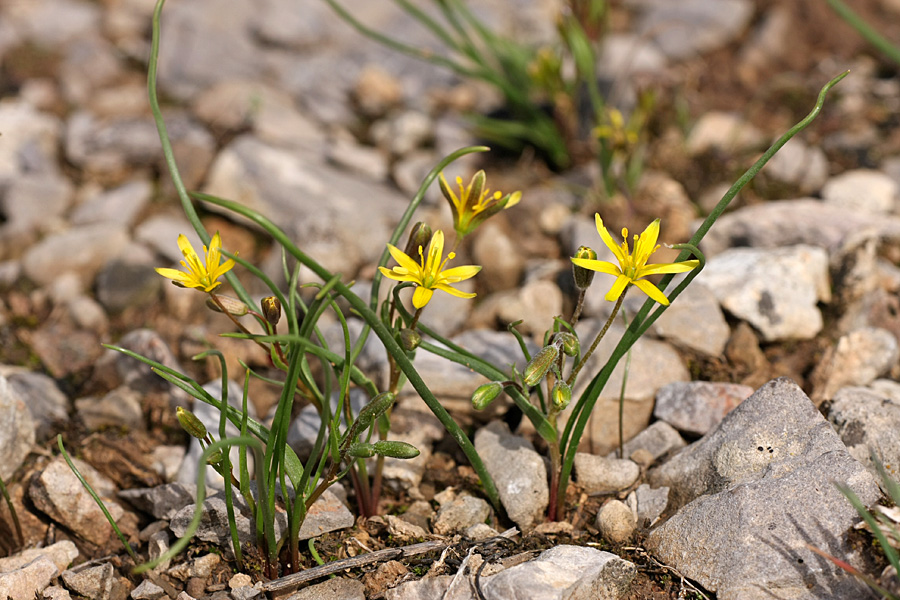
[
  {"x1": 355, "y1": 392, "x2": 396, "y2": 433},
  {"x1": 554, "y1": 332, "x2": 579, "y2": 357},
  {"x1": 261, "y1": 296, "x2": 282, "y2": 325},
  {"x1": 399, "y1": 328, "x2": 421, "y2": 351},
  {"x1": 177, "y1": 407, "x2": 207, "y2": 440},
  {"x1": 373, "y1": 440, "x2": 420, "y2": 459},
  {"x1": 403, "y1": 222, "x2": 433, "y2": 259},
  {"x1": 206, "y1": 295, "x2": 249, "y2": 316},
  {"x1": 551, "y1": 381, "x2": 572, "y2": 410},
  {"x1": 572, "y1": 246, "x2": 597, "y2": 290},
  {"x1": 347, "y1": 442, "x2": 376, "y2": 458},
  {"x1": 471, "y1": 382, "x2": 503, "y2": 410},
  {"x1": 523, "y1": 345, "x2": 559, "y2": 387}
]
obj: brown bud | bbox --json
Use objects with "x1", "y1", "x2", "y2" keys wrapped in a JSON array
[
  {"x1": 403, "y1": 222, "x2": 433, "y2": 259},
  {"x1": 261, "y1": 296, "x2": 282, "y2": 325},
  {"x1": 206, "y1": 295, "x2": 249, "y2": 316}
]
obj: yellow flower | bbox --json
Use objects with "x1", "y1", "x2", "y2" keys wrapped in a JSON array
[
  {"x1": 379, "y1": 230, "x2": 481, "y2": 309},
  {"x1": 570, "y1": 214, "x2": 698, "y2": 306},
  {"x1": 439, "y1": 170, "x2": 521, "y2": 238},
  {"x1": 155, "y1": 232, "x2": 235, "y2": 292}
]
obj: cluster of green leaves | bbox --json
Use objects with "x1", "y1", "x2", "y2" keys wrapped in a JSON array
[{"x1": 322, "y1": 0, "x2": 653, "y2": 196}]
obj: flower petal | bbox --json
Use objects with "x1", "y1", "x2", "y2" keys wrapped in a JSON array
[
  {"x1": 570, "y1": 257, "x2": 621, "y2": 276},
  {"x1": 638, "y1": 259, "x2": 700, "y2": 277},
  {"x1": 412, "y1": 286, "x2": 434, "y2": 309},
  {"x1": 440, "y1": 265, "x2": 482, "y2": 282},
  {"x1": 634, "y1": 219, "x2": 660, "y2": 266},
  {"x1": 595, "y1": 214, "x2": 627, "y2": 266},
  {"x1": 386, "y1": 244, "x2": 422, "y2": 274},
  {"x1": 155, "y1": 267, "x2": 201, "y2": 288},
  {"x1": 378, "y1": 266, "x2": 418, "y2": 283},
  {"x1": 604, "y1": 274, "x2": 630, "y2": 302},
  {"x1": 433, "y1": 283, "x2": 477, "y2": 299},
  {"x1": 633, "y1": 279, "x2": 670, "y2": 305}
]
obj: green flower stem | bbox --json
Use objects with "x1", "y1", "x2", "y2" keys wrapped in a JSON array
[
  {"x1": 194, "y1": 349, "x2": 243, "y2": 568},
  {"x1": 825, "y1": 0, "x2": 900, "y2": 65},
  {"x1": 556, "y1": 71, "x2": 850, "y2": 513},
  {"x1": 566, "y1": 292, "x2": 625, "y2": 387},
  {"x1": 58, "y1": 435, "x2": 138, "y2": 564},
  {"x1": 192, "y1": 195, "x2": 502, "y2": 513}
]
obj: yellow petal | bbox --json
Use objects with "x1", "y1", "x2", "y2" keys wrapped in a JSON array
[
  {"x1": 604, "y1": 274, "x2": 630, "y2": 302},
  {"x1": 595, "y1": 214, "x2": 627, "y2": 266},
  {"x1": 440, "y1": 265, "x2": 482, "y2": 282},
  {"x1": 570, "y1": 257, "x2": 621, "y2": 276},
  {"x1": 386, "y1": 244, "x2": 422, "y2": 274},
  {"x1": 378, "y1": 266, "x2": 418, "y2": 283},
  {"x1": 433, "y1": 284, "x2": 477, "y2": 299},
  {"x1": 155, "y1": 267, "x2": 197, "y2": 286},
  {"x1": 633, "y1": 279, "x2": 670, "y2": 305},
  {"x1": 504, "y1": 191, "x2": 522, "y2": 209},
  {"x1": 412, "y1": 286, "x2": 434, "y2": 309},
  {"x1": 634, "y1": 219, "x2": 660, "y2": 266},
  {"x1": 638, "y1": 260, "x2": 699, "y2": 277}
]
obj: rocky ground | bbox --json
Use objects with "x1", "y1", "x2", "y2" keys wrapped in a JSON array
[{"x1": 2, "y1": 0, "x2": 900, "y2": 599}]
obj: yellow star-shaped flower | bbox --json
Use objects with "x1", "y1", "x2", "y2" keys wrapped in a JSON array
[
  {"x1": 155, "y1": 232, "x2": 235, "y2": 292},
  {"x1": 439, "y1": 170, "x2": 521, "y2": 238},
  {"x1": 379, "y1": 230, "x2": 481, "y2": 309},
  {"x1": 571, "y1": 214, "x2": 699, "y2": 306}
]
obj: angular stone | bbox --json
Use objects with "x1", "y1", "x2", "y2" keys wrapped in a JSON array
[
  {"x1": 432, "y1": 494, "x2": 492, "y2": 536},
  {"x1": 475, "y1": 421, "x2": 548, "y2": 530},
  {"x1": 0, "y1": 556, "x2": 58, "y2": 600},
  {"x1": 822, "y1": 168, "x2": 898, "y2": 214},
  {"x1": 654, "y1": 381, "x2": 755, "y2": 436},
  {"x1": 810, "y1": 327, "x2": 899, "y2": 403},
  {"x1": 697, "y1": 245, "x2": 829, "y2": 341},
  {"x1": 647, "y1": 378, "x2": 881, "y2": 600},
  {"x1": 482, "y1": 545, "x2": 636, "y2": 600},
  {"x1": 22, "y1": 223, "x2": 130, "y2": 287},
  {"x1": 29, "y1": 457, "x2": 122, "y2": 546},
  {"x1": 650, "y1": 282, "x2": 730, "y2": 357},
  {"x1": 0, "y1": 375, "x2": 36, "y2": 480},
  {"x1": 595, "y1": 499, "x2": 636, "y2": 544},
  {"x1": 829, "y1": 381, "x2": 900, "y2": 479},
  {"x1": 574, "y1": 453, "x2": 640, "y2": 494}
]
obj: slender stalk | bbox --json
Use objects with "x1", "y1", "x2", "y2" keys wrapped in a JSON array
[
  {"x1": 825, "y1": 0, "x2": 900, "y2": 65},
  {"x1": 567, "y1": 293, "x2": 625, "y2": 386}
]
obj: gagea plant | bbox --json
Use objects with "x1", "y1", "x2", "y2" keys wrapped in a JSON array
[{"x1": 58, "y1": 0, "x2": 850, "y2": 578}]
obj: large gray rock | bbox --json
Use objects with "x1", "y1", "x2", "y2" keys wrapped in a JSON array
[
  {"x1": 635, "y1": 0, "x2": 754, "y2": 60},
  {"x1": 647, "y1": 378, "x2": 882, "y2": 600},
  {"x1": 696, "y1": 245, "x2": 829, "y2": 341},
  {"x1": 21, "y1": 223, "x2": 130, "y2": 287},
  {"x1": 202, "y1": 135, "x2": 408, "y2": 277},
  {"x1": 475, "y1": 421, "x2": 548, "y2": 530},
  {"x1": 698, "y1": 198, "x2": 900, "y2": 256}
]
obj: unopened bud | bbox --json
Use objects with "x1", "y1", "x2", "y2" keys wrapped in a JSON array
[
  {"x1": 472, "y1": 382, "x2": 503, "y2": 410},
  {"x1": 554, "y1": 332, "x2": 579, "y2": 357},
  {"x1": 551, "y1": 381, "x2": 572, "y2": 410},
  {"x1": 400, "y1": 328, "x2": 421, "y2": 351},
  {"x1": 355, "y1": 392, "x2": 396, "y2": 433},
  {"x1": 177, "y1": 407, "x2": 207, "y2": 440},
  {"x1": 373, "y1": 440, "x2": 420, "y2": 459},
  {"x1": 572, "y1": 246, "x2": 597, "y2": 290},
  {"x1": 523, "y1": 345, "x2": 559, "y2": 387},
  {"x1": 261, "y1": 296, "x2": 282, "y2": 325},
  {"x1": 206, "y1": 295, "x2": 249, "y2": 316},
  {"x1": 206, "y1": 448, "x2": 225, "y2": 467},
  {"x1": 403, "y1": 222, "x2": 433, "y2": 259},
  {"x1": 347, "y1": 442, "x2": 376, "y2": 458}
]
